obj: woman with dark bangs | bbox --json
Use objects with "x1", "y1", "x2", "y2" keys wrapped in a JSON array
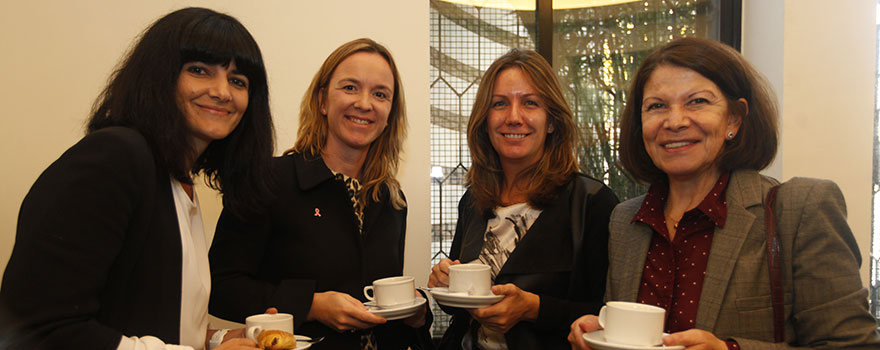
[{"x1": 0, "y1": 8, "x2": 272, "y2": 350}]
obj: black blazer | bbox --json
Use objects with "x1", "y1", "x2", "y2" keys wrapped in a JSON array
[
  {"x1": 439, "y1": 174, "x2": 618, "y2": 350},
  {"x1": 209, "y1": 152, "x2": 430, "y2": 350},
  {"x1": 0, "y1": 127, "x2": 183, "y2": 349}
]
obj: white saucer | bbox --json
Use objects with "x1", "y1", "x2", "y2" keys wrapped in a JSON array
[
  {"x1": 290, "y1": 335, "x2": 312, "y2": 350},
  {"x1": 427, "y1": 287, "x2": 504, "y2": 308},
  {"x1": 583, "y1": 330, "x2": 683, "y2": 350},
  {"x1": 364, "y1": 296, "x2": 426, "y2": 320}
]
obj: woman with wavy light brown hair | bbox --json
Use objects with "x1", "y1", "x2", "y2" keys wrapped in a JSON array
[
  {"x1": 428, "y1": 48, "x2": 619, "y2": 350},
  {"x1": 291, "y1": 38, "x2": 407, "y2": 210},
  {"x1": 209, "y1": 38, "x2": 431, "y2": 350}
]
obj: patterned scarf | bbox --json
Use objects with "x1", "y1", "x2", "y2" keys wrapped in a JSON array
[{"x1": 332, "y1": 171, "x2": 364, "y2": 235}]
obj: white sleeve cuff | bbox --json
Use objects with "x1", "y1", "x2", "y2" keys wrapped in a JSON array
[
  {"x1": 208, "y1": 329, "x2": 230, "y2": 350},
  {"x1": 117, "y1": 335, "x2": 196, "y2": 350}
]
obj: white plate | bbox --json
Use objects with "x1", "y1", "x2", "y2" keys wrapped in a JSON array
[
  {"x1": 582, "y1": 330, "x2": 683, "y2": 350},
  {"x1": 290, "y1": 335, "x2": 312, "y2": 350},
  {"x1": 427, "y1": 287, "x2": 504, "y2": 308},
  {"x1": 364, "y1": 296, "x2": 427, "y2": 321}
]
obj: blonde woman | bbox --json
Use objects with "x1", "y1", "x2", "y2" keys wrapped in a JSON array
[{"x1": 209, "y1": 38, "x2": 430, "y2": 350}]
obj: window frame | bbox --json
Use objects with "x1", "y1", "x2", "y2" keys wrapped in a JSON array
[{"x1": 534, "y1": 0, "x2": 742, "y2": 63}]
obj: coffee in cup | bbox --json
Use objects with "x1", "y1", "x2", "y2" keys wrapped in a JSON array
[
  {"x1": 363, "y1": 276, "x2": 415, "y2": 308},
  {"x1": 448, "y1": 263, "x2": 491, "y2": 295},
  {"x1": 245, "y1": 313, "x2": 294, "y2": 342},
  {"x1": 598, "y1": 301, "x2": 665, "y2": 346}
]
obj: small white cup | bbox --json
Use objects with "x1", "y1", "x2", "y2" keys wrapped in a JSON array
[
  {"x1": 598, "y1": 301, "x2": 665, "y2": 346},
  {"x1": 363, "y1": 276, "x2": 415, "y2": 308},
  {"x1": 448, "y1": 263, "x2": 491, "y2": 295},
  {"x1": 245, "y1": 313, "x2": 294, "y2": 342}
]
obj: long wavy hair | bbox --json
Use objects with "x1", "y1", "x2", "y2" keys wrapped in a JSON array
[
  {"x1": 87, "y1": 7, "x2": 275, "y2": 217},
  {"x1": 466, "y1": 48, "x2": 579, "y2": 213},
  {"x1": 287, "y1": 38, "x2": 407, "y2": 209}
]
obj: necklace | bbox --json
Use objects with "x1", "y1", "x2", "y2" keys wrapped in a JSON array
[{"x1": 664, "y1": 212, "x2": 681, "y2": 226}]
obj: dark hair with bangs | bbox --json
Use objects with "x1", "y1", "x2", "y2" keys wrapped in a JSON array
[
  {"x1": 87, "y1": 7, "x2": 274, "y2": 217},
  {"x1": 619, "y1": 37, "x2": 778, "y2": 184}
]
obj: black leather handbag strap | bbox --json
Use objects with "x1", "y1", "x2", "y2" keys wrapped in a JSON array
[{"x1": 764, "y1": 184, "x2": 785, "y2": 342}]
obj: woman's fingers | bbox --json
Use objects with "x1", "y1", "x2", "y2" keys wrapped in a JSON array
[
  {"x1": 568, "y1": 315, "x2": 600, "y2": 350},
  {"x1": 428, "y1": 258, "x2": 459, "y2": 287},
  {"x1": 310, "y1": 291, "x2": 386, "y2": 332}
]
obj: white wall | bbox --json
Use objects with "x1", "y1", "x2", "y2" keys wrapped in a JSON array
[
  {"x1": 0, "y1": 0, "x2": 431, "y2": 305},
  {"x1": 742, "y1": 0, "x2": 784, "y2": 180},
  {"x1": 743, "y1": 0, "x2": 876, "y2": 283}
]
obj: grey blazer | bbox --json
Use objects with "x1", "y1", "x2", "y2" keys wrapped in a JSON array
[{"x1": 607, "y1": 169, "x2": 880, "y2": 349}]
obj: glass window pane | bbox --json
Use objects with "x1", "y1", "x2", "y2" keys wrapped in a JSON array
[{"x1": 553, "y1": 0, "x2": 720, "y2": 200}]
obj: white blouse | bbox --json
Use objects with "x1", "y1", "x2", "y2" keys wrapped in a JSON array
[{"x1": 116, "y1": 179, "x2": 210, "y2": 350}]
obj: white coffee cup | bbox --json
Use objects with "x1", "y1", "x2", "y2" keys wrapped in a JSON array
[
  {"x1": 598, "y1": 301, "x2": 665, "y2": 346},
  {"x1": 245, "y1": 313, "x2": 294, "y2": 342},
  {"x1": 363, "y1": 276, "x2": 415, "y2": 308},
  {"x1": 448, "y1": 263, "x2": 491, "y2": 295}
]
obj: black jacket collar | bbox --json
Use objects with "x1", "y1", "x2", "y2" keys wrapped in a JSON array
[{"x1": 292, "y1": 152, "x2": 335, "y2": 191}]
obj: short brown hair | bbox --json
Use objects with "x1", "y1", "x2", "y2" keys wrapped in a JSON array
[
  {"x1": 619, "y1": 37, "x2": 778, "y2": 184},
  {"x1": 466, "y1": 48, "x2": 579, "y2": 212},
  {"x1": 287, "y1": 38, "x2": 407, "y2": 209}
]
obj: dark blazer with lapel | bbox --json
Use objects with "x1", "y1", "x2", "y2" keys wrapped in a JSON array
[
  {"x1": 607, "y1": 169, "x2": 880, "y2": 349},
  {"x1": 209, "y1": 152, "x2": 429, "y2": 350},
  {"x1": 0, "y1": 127, "x2": 183, "y2": 349},
  {"x1": 439, "y1": 174, "x2": 618, "y2": 350}
]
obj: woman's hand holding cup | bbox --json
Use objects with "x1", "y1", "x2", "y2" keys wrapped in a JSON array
[
  {"x1": 569, "y1": 301, "x2": 671, "y2": 349},
  {"x1": 428, "y1": 258, "x2": 460, "y2": 288},
  {"x1": 568, "y1": 314, "x2": 600, "y2": 350},
  {"x1": 468, "y1": 283, "x2": 538, "y2": 334},
  {"x1": 307, "y1": 291, "x2": 386, "y2": 332}
]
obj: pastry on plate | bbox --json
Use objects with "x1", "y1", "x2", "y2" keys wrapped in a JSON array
[{"x1": 256, "y1": 330, "x2": 298, "y2": 350}]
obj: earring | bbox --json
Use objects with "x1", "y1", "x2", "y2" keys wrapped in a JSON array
[
  {"x1": 727, "y1": 131, "x2": 735, "y2": 139},
  {"x1": 321, "y1": 109, "x2": 327, "y2": 114}
]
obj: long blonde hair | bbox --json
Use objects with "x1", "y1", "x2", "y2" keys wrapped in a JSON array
[{"x1": 286, "y1": 38, "x2": 407, "y2": 209}]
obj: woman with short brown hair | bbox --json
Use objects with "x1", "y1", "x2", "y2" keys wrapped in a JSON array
[{"x1": 569, "y1": 37, "x2": 879, "y2": 350}]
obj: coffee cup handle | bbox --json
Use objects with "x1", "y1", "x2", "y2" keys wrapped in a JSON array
[
  {"x1": 363, "y1": 286, "x2": 375, "y2": 301},
  {"x1": 597, "y1": 305, "x2": 607, "y2": 329},
  {"x1": 247, "y1": 325, "x2": 263, "y2": 342}
]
